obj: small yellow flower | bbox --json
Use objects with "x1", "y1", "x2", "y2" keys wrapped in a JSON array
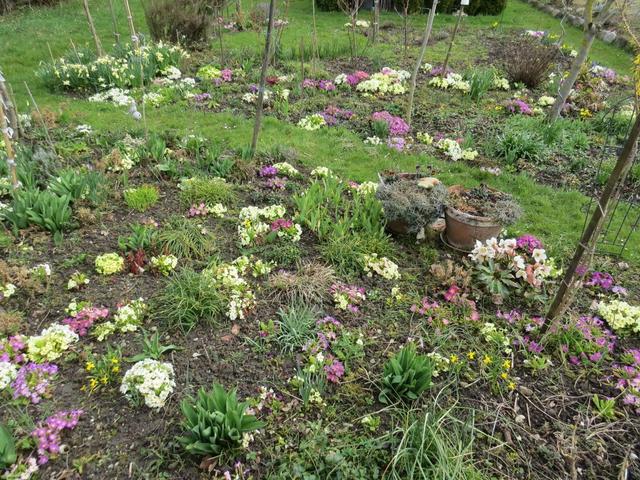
[
  {"x1": 89, "y1": 378, "x2": 98, "y2": 389},
  {"x1": 112, "y1": 366, "x2": 120, "y2": 373},
  {"x1": 86, "y1": 362, "x2": 95, "y2": 372},
  {"x1": 482, "y1": 355, "x2": 492, "y2": 365},
  {"x1": 100, "y1": 376, "x2": 108, "y2": 384},
  {"x1": 450, "y1": 354, "x2": 459, "y2": 364},
  {"x1": 467, "y1": 352, "x2": 476, "y2": 360},
  {"x1": 508, "y1": 381, "x2": 516, "y2": 391},
  {"x1": 500, "y1": 372, "x2": 508, "y2": 380},
  {"x1": 502, "y1": 360, "x2": 511, "y2": 370}
]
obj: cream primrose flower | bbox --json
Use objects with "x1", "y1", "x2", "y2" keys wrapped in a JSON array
[
  {"x1": 362, "y1": 253, "x2": 401, "y2": 280},
  {"x1": 597, "y1": 299, "x2": 640, "y2": 334},
  {"x1": 120, "y1": 359, "x2": 175, "y2": 409},
  {"x1": 310, "y1": 166, "x2": 335, "y2": 178},
  {"x1": 27, "y1": 323, "x2": 79, "y2": 363},
  {"x1": 1, "y1": 282, "x2": 16, "y2": 300},
  {"x1": 537, "y1": 95, "x2": 555, "y2": 107},
  {"x1": 298, "y1": 113, "x2": 327, "y2": 131},
  {"x1": 0, "y1": 361, "x2": 18, "y2": 390}
]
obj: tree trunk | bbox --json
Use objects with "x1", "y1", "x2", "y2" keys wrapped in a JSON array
[
  {"x1": 108, "y1": 0, "x2": 120, "y2": 45},
  {"x1": 82, "y1": 0, "x2": 104, "y2": 56},
  {"x1": 406, "y1": 0, "x2": 438, "y2": 126},
  {"x1": 442, "y1": 6, "x2": 464, "y2": 74},
  {"x1": 0, "y1": 93, "x2": 19, "y2": 190},
  {"x1": 373, "y1": 0, "x2": 379, "y2": 43},
  {"x1": 250, "y1": 0, "x2": 276, "y2": 156},
  {"x1": 546, "y1": 113, "x2": 640, "y2": 324},
  {"x1": 0, "y1": 74, "x2": 18, "y2": 139}
]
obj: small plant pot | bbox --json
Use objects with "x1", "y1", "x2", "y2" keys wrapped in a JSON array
[{"x1": 444, "y1": 206, "x2": 502, "y2": 252}]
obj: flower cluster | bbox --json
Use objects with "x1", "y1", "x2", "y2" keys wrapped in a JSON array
[
  {"x1": 371, "y1": 111, "x2": 410, "y2": 136},
  {"x1": 197, "y1": 65, "x2": 234, "y2": 85},
  {"x1": 310, "y1": 166, "x2": 336, "y2": 178},
  {"x1": 93, "y1": 298, "x2": 147, "y2": 341},
  {"x1": 302, "y1": 78, "x2": 336, "y2": 92},
  {"x1": 435, "y1": 137, "x2": 478, "y2": 161},
  {"x1": 597, "y1": 300, "x2": 640, "y2": 335},
  {"x1": 334, "y1": 70, "x2": 369, "y2": 88},
  {"x1": 537, "y1": 95, "x2": 555, "y2": 107},
  {"x1": 1, "y1": 281, "x2": 16, "y2": 301},
  {"x1": 555, "y1": 316, "x2": 616, "y2": 366},
  {"x1": 32, "y1": 410, "x2": 83, "y2": 464},
  {"x1": 354, "y1": 67, "x2": 410, "y2": 95},
  {"x1": 298, "y1": 113, "x2": 327, "y2": 131},
  {"x1": 0, "y1": 360, "x2": 18, "y2": 390},
  {"x1": 429, "y1": 73, "x2": 470, "y2": 93},
  {"x1": 505, "y1": 98, "x2": 534, "y2": 115},
  {"x1": 319, "y1": 105, "x2": 354, "y2": 126},
  {"x1": 302, "y1": 317, "x2": 346, "y2": 384},
  {"x1": 150, "y1": 254, "x2": 178, "y2": 276},
  {"x1": 120, "y1": 359, "x2": 175, "y2": 409},
  {"x1": 67, "y1": 271, "x2": 90, "y2": 290},
  {"x1": 362, "y1": 254, "x2": 400, "y2": 280},
  {"x1": 63, "y1": 306, "x2": 109, "y2": 336},
  {"x1": 0, "y1": 335, "x2": 26, "y2": 363},
  {"x1": 238, "y1": 205, "x2": 301, "y2": 246},
  {"x1": 469, "y1": 237, "x2": 557, "y2": 289},
  {"x1": 12, "y1": 362, "x2": 58, "y2": 404},
  {"x1": 27, "y1": 323, "x2": 79, "y2": 363},
  {"x1": 330, "y1": 284, "x2": 366, "y2": 313},
  {"x1": 95, "y1": 252, "x2": 125, "y2": 275},
  {"x1": 611, "y1": 349, "x2": 640, "y2": 413}
]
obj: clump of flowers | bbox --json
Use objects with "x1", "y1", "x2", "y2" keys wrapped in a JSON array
[
  {"x1": 62, "y1": 306, "x2": 109, "y2": 336},
  {"x1": 334, "y1": 70, "x2": 369, "y2": 88},
  {"x1": 435, "y1": 137, "x2": 478, "y2": 161},
  {"x1": 597, "y1": 300, "x2": 640, "y2": 335},
  {"x1": 319, "y1": 105, "x2": 354, "y2": 126},
  {"x1": 95, "y1": 253, "x2": 125, "y2": 275},
  {"x1": 238, "y1": 205, "x2": 301, "y2": 246},
  {"x1": 150, "y1": 255, "x2": 178, "y2": 276},
  {"x1": 505, "y1": 98, "x2": 534, "y2": 115},
  {"x1": 537, "y1": 95, "x2": 555, "y2": 107},
  {"x1": 469, "y1": 237, "x2": 559, "y2": 296},
  {"x1": 93, "y1": 298, "x2": 147, "y2": 341},
  {"x1": 67, "y1": 271, "x2": 90, "y2": 290},
  {"x1": 0, "y1": 361, "x2": 18, "y2": 390},
  {"x1": 272, "y1": 162, "x2": 300, "y2": 177},
  {"x1": 32, "y1": 410, "x2": 83, "y2": 465},
  {"x1": 330, "y1": 284, "x2": 366, "y2": 313},
  {"x1": 120, "y1": 359, "x2": 175, "y2": 409},
  {"x1": 298, "y1": 113, "x2": 327, "y2": 131},
  {"x1": 0, "y1": 335, "x2": 27, "y2": 363},
  {"x1": 371, "y1": 111, "x2": 410, "y2": 136},
  {"x1": 1, "y1": 282, "x2": 16, "y2": 301},
  {"x1": 417, "y1": 132, "x2": 433, "y2": 145},
  {"x1": 11, "y1": 362, "x2": 58, "y2": 404},
  {"x1": 27, "y1": 323, "x2": 79, "y2": 363},
  {"x1": 310, "y1": 166, "x2": 336, "y2": 178},
  {"x1": 429, "y1": 73, "x2": 470, "y2": 93},
  {"x1": 611, "y1": 349, "x2": 640, "y2": 413},
  {"x1": 83, "y1": 348, "x2": 122, "y2": 393},
  {"x1": 554, "y1": 315, "x2": 616, "y2": 366},
  {"x1": 355, "y1": 67, "x2": 410, "y2": 95},
  {"x1": 362, "y1": 253, "x2": 400, "y2": 280}
]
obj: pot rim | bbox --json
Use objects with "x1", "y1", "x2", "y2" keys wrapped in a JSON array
[{"x1": 445, "y1": 205, "x2": 500, "y2": 225}]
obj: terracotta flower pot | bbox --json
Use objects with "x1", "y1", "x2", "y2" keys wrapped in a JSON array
[
  {"x1": 444, "y1": 205, "x2": 502, "y2": 252},
  {"x1": 377, "y1": 172, "x2": 424, "y2": 235}
]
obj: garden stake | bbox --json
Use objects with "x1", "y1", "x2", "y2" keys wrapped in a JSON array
[
  {"x1": 441, "y1": 3, "x2": 465, "y2": 75},
  {"x1": 108, "y1": 0, "x2": 121, "y2": 45},
  {"x1": 406, "y1": 0, "x2": 438, "y2": 127},
  {"x1": 23, "y1": 82, "x2": 55, "y2": 151},
  {"x1": 82, "y1": 0, "x2": 105, "y2": 57},
  {"x1": 0, "y1": 92, "x2": 19, "y2": 190},
  {"x1": 0, "y1": 71, "x2": 18, "y2": 138},
  {"x1": 372, "y1": 0, "x2": 380, "y2": 43},
  {"x1": 123, "y1": 0, "x2": 148, "y2": 140},
  {"x1": 250, "y1": 0, "x2": 276, "y2": 157},
  {"x1": 546, "y1": 112, "x2": 640, "y2": 325}
]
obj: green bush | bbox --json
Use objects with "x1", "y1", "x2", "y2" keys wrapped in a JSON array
[
  {"x1": 154, "y1": 268, "x2": 224, "y2": 332},
  {"x1": 1, "y1": 189, "x2": 72, "y2": 242},
  {"x1": 142, "y1": 0, "x2": 211, "y2": 45},
  {"x1": 156, "y1": 216, "x2": 216, "y2": 260},
  {"x1": 379, "y1": 343, "x2": 433, "y2": 404},
  {"x1": 124, "y1": 185, "x2": 160, "y2": 212},
  {"x1": 179, "y1": 383, "x2": 265, "y2": 457},
  {"x1": 179, "y1": 177, "x2": 236, "y2": 206}
]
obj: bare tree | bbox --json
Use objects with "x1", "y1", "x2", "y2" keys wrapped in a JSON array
[
  {"x1": 250, "y1": 0, "x2": 276, "y2": 156},
  {"x1": 337, "y1": 0, "x2": 365, "y2": 63},
  {"x1": 406, "y1": 0, "x2": 438, "y2": 126},
  {"x1": 546, "y1": 0, "x2": 616, "y2": 123},
  {"x1": 396, "y1": 0, "x2": 411, "y2": 57}
]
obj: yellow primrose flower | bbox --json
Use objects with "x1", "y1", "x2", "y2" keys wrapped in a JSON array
[
  {"x1": 508, "y1": 381, "x2": 516, "y2": 390},
  {"x1": 482, "y1": 355, "x2": 492, "y2": 365},
  {"x1": 100, "y1": 376, "x2": 108, "y2": 384},
  {"x1": 450, "y1": 354, "x2": 459, "y2": 364},
  {"x1": 500, "y1": 372, "x2": 508, "y2": 380},
  {"x1": 112, "y1": 366, "x2": 120, "y2": 373},
  {"x1": 89, "y1": 378, "x2": 98, "y2": 389},
  {"x1": 467, "y1": 351, "x2": 476, "y2": 360},
  {"x1": 502, "y1": 360, "x2": 511, "y2": 370},
  {"x1": 111, "y1": 357, "x2": 119, "y2": 364},
  {"x1": 86, "y1": 362, "x2": 95, "y2": 372}
]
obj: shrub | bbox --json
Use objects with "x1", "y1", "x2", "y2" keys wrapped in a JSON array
[
  {"x1": 154, "y1": 268, "x2": 224, "y2": 332},
  {"x1": 179, "y1": 383, "x2": 265, "y2": 457},
  {"x1": 274, "y1": 303, "x2": 320, "y2": 353},
  {"x1": 320, "y1": 231, "x2": 392, "y2": 277},
  {"x1": 427, "y1": 0, "x2": 507, "y2": 15},
  {"x1": 156, "y1": 216, "x2": 217, "y2": 260},
  {"x1": 179, "y1": 177, "x2": 236, "y2": 206},
  {"x1": 142, "y1": 0, "x2": 211, "y2": 45},
  {"x1": 501, "y1": 37, "x2": 559, "y2": 88},
  {"x1": 267, "y1": 262, "x2": 336, "y2": 305},
  {"x1": 379, "y1": 343, "x2": 433, "y2": 404},
  {"x1": 493, "y1": 129, "x2": 546, "y2": 165},
  {"x1": 124, "y1": 185, "x2": 160, "y2": 212},
  {"x1": 118, "y1": 224, "x2": 157, "y2": 253}
]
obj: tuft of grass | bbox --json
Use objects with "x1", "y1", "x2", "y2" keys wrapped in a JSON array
[
  {"x1": 179, "y1": 177, "x2": 236, "y2": 206},
  {"x1": 249, "y1": 243, "x2": 302, "y2": 268},
  {"x1": 267, "y1": 262, "x2": 336, "y2": 305},
  {"x1": 274, "y1": 303, "x2": 319, "y2": 353},
  {"x1": 156, "y1": 216, "x2": 217, "y2": 260},
  {"x1": 154, "y1": 268, "x2": 224, "y2": 332},
  {"x1": 124, "y1": 185, "x2": 160, "y2": 212},
  {"x1": 320, "y1": 231, "x2": 393, "y2": 277}
]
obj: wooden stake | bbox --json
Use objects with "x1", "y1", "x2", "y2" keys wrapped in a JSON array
[
  {"x1": 82, "y1": 0, "x2": 105, "y2": 56},
  {"x1": 250, "y1": 0, "x2": 276, "y2": 156},
  {"x1": 123, "y1": 0, "x2": 148, "y2": 139},
  {"x1": 0, "y1": 92, "x2": 19, "y2": 190},
  {"x1": 441, "y1": 5, "x2": 464, "y2": 75},
  {"x1": 546, "y1": 113, "x2": 640, "y2": 324},
  {"x1": 108, "y1": 0, "x2": 121, "y2": 45},
  {"x1": 0, "y1": 73, "x2": 18, "y2": 139},
  {"x1": 406, "y1": 0, "x2": 438, "y2": 126}
]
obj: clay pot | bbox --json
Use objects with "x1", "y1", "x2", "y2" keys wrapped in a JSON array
[{"x1": 444, "y1": 205, "x2": 502, "y2": 252}]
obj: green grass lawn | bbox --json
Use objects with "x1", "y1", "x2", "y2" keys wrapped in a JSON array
[{"x1": 0, "y1": 0, "x2": 638, "y2": 262}]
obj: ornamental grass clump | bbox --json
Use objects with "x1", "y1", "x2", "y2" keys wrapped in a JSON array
[
  {"x1": 179, "y1": 383, "x2": 265, "y2": 457},
  {"x1": 379, "y1": 343, "x2": 433, "y2": 404}
]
